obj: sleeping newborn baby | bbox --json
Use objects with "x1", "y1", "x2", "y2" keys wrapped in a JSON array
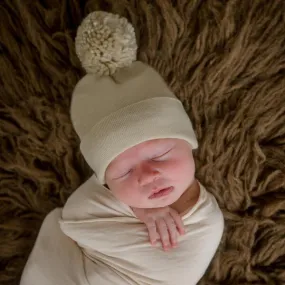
[
  {"x1": 105, "y1": 137, "x2": 200, "y2": 250},
  {"x1": 59, "y1": 142, "x2": 223, "y2": 285},
  {"x1": 20, "y1": 11, "x2": 224, "y2": 285}
]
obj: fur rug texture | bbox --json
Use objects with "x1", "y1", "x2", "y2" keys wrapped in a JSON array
[{"x1": 0, "y1": 0, "x2": 285, "y2": 284}]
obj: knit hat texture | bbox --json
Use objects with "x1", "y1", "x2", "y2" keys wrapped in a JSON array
[{"x1": 71, "y1": 11, "x2": 198, "y2": 184}]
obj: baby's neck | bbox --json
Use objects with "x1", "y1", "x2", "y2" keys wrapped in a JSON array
[{"x1": 170, "y1": 179, "x2": 200, "y2": 215}]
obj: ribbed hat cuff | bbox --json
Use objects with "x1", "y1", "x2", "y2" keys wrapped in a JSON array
[{"x1": 80, "y1": 97, "x2": 198, "y2": 184}]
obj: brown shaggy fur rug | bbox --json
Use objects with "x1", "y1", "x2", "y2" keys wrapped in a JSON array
[{"x1": 1, "y1": 0, "x2": 285, "y2": 284}]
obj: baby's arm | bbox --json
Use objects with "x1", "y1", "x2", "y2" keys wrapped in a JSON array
[{"x1": 131, "y1": 206, "x2": 185, "y2": 251}]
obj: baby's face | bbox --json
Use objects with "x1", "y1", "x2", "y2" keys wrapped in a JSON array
[{"x1": 105, "y1": 138, "x2": 195, "y2": 208}]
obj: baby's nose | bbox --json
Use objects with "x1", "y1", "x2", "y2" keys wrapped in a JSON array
[{"x1": 137, "y1": 162, "x2": 159, "y2": 185}]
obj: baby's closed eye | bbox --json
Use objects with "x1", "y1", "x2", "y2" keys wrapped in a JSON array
[
  {"x1": 151, "y1": 148, "x2": 173, "y2": 161},
  {"x1": 115, "y1": 169, "x2": 133, "y2": 179}
]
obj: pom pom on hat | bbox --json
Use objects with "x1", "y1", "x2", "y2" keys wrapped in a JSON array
[{"x1": 75, "y1": 11, "x2": 137, "y2": 75}]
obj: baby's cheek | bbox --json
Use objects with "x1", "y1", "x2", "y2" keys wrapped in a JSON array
[
  {"x1": 166, "y1": 158, "x2": 194, "y2": 181},
  {"x1": 187, "y1": 155, "x2": 195, "y2": 173},
  {"x1": 112, "y1": 181, "x2": 140, "y2": 205},
  {"x1": 183, "y1": 160, "x2": 195, "y2": 187}
]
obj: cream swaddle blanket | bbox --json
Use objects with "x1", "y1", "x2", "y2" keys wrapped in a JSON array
[{"x1": 20, "y1": 175, "x2": 224, "y2": 285}]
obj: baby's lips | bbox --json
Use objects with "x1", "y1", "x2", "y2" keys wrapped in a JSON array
[
  {"x1": 148, "y1": 186, "x2": 174, "y2": 199},
  {"x1": 149, "y1": 186, "x2": 166, "y2": 195}
]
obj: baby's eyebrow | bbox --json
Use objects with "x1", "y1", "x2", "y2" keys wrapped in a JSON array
[
  {"x1": 155, "y1": 147, "x2": 173, "y2": 156},
  {"x1": 110, "y1": 163, "x2": 130, "y2": 176},
  {"x1": 109, "y1": 143, "x2": 175, "y2": 176},
  {"x1": 153, "y1": 143, "x2": 175, "y2": 152}
]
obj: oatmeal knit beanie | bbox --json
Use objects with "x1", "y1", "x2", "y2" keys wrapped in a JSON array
[{"x1": 71, "y1": 11, "x2": 198, "y2": 184}]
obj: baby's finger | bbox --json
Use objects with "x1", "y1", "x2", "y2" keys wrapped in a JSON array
[
  {"x1": 164, "y1": 217, "x2": 178, "y2": 247},
  {"x1": 146, "y1": 220, "x2": 159, "y2": 245},
  {"x1": 156, "y1": 219, "x2": 171, "y2": 251},
  {"x1": 170, "y1": 209, "x2": 185, "y2": 235}
]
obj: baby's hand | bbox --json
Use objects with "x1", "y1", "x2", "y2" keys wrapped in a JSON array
[{"x1": 132, "y1": 206, "x2": 185, "y2": 251}]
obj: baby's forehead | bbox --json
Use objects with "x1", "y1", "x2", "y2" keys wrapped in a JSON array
[
  {"x1": 115, "y1": 139, "x2": 183, "y2": 162},
  {"x1": 105, "y1": 138, "x2": 192, "y2": 177},
  {"x1": 127, "y1": 138, "x2": 178, "y2": 154},
  {"x1": 139, "y1": 138, "x2": 175, "y2": 148},
  {"x1": 107, "y1": 138, "x2": 176, "y2": 169}
]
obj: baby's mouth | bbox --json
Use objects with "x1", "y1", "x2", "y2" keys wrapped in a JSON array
[{"x1": 148, "y1": 186, "x2": 174, "y2": 199}]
